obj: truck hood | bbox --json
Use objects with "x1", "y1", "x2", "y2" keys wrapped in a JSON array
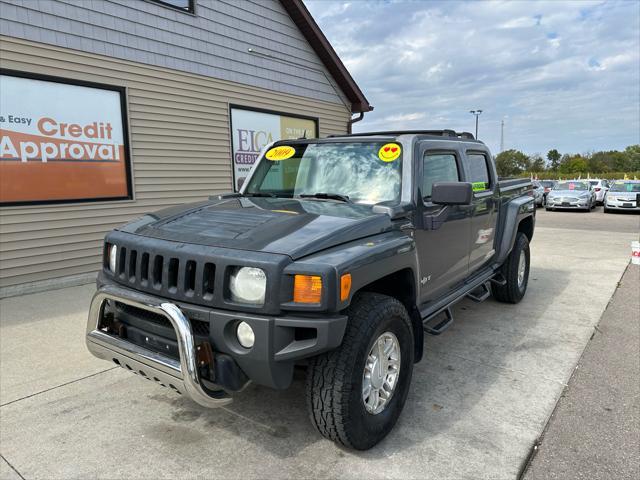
[{"x1": 118, "y1": 197, "x2": 397, "y2": 259}]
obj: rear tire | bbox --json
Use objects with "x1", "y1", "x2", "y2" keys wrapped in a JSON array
[
  {"x1": 493, "y1": 232, "x2": 530, "y2": 304},
  {"x1": 306, "y1": 292, "x2": 414, "y2": 450}
]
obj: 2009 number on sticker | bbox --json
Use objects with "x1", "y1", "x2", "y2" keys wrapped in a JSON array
[
  {"x1": 378, "y1": 143, "x2": 401, "y2": 162},
  {"x1": 265, "y1": 146, "x2": 296, "y2": 161}
]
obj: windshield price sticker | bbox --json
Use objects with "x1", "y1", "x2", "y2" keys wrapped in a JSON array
[
  {"x1": 472, "y1": 181, "x2": 487, "y2": 191},
  {"x1": 378, "y1": 143, "x2": 401, "y2": 162},
  {"x1": 265, "y1": 146, "x2": 296, "y2": 161}
]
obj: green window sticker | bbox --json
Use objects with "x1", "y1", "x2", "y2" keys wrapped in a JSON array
[{"x1": 472, "y1": 181, "x2": 488, "y2": 191}]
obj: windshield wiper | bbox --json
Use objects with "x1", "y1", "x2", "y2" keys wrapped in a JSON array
[
  {"x1": 243, "y1": 192, "x2": 292, "y2": 198},
  {"x1": 299, "y1": 193, "x2": 352, "y2": 203}
]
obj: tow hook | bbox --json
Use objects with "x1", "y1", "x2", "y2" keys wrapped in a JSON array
[{"x1": 196, "y1": 342, "x2": 215, "y2": 380}]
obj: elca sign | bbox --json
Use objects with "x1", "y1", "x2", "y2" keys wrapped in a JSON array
[
  {"x1": 0, "y1": 74, "x2": 131, "y2": 205},
  {"x1": 230, "y1": 106, "x2": 317, "y2": 190}
]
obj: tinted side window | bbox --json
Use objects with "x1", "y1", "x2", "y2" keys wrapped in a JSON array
[
  {"x1": 466, "y1": 154, "x2": 491, "y2": 191},
  {"x1": 423, "y1": 153, "x2": 459, "y2": 198}
]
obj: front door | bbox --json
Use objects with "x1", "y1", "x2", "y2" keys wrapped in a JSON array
[
  {"x1": 464, "y1": 150, "x2": 498, "y2": 271},
  {"x1": 415, "y1": 147, "x2": 471, "y2": 304}
]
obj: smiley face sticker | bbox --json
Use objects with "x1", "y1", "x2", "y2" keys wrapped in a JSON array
[
  {"x1": 265, "y1": 146, "x2": 296, "y2": 161},
  {"x1": 378, "y1": 143, "x2": 401, "y2": 162}
]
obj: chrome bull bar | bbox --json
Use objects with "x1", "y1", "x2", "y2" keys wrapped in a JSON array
[{"x1": 86, "y1": 284, "x2": 232, "y2": 408}]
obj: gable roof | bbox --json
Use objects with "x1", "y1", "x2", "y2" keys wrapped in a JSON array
[{"x1": 280, "y1": 0, "x2": 373, "y2": 114}]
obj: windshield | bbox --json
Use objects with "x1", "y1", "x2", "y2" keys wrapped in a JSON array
[
  {"x1": 610, "y1": 181, "x2": 640, "y2": 192},
  {"x1": 554, "y1": 181, "x2": 589, "y2": 191},
  {"x1": 245, "y1": 142, "x2": 402, "y2": 205},
  {"x1": 589, "y1": 180, "x2": 598, "y2": 186},
  {"x1": 541, "y1": 181, "x2": 555, "y2": 188}
]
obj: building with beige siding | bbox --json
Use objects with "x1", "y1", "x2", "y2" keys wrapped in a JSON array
[{"x1": 0, "y1": 0, "x2": 371, "y2": 295}]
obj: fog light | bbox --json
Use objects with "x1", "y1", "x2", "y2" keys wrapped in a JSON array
[{"x1": 236, "y1": 321, "x2": 255, "y2": 349}]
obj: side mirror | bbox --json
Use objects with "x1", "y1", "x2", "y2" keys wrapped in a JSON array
[{"x1": 431, "y1": 182, "x2": 473, "y2": 205}]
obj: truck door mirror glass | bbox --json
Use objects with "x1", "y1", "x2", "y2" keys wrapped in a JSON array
[{"x1": 431, "y1": 182, "x2": 473, "y2": 205}]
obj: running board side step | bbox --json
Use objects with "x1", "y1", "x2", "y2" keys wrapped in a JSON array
[
  {"x1": 423, "y1": 307, "x2": 454, "y2": 335},
  {"x1": 490, "y1": 273, "x2": 507, "y2": 286},
  {"x1": 467, "y1": 282, "x2": 491, "y2": 302}
]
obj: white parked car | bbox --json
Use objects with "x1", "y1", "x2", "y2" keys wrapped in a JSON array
[
  {"x1": 588, "y1": 179, "x2": 609, "y2": 204},
  {"x1": 604, "y1": 180, "x2": 640, "y2": 213}
]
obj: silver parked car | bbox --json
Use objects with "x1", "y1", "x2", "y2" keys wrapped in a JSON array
[
  {"x1": 604, "y1": 180, "x2": 640, "y2": 213},
  {"x1": 532, "y1": 181, "x2": 544, "y2": 206},
  {"x1": 539, "y1": 180, "x2": 557, "y2": 205},
  {"x1": 546, "y1": 180, "x2": 595, "y2": 211}
]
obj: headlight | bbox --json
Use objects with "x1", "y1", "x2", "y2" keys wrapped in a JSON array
[
  {"x1": 108, "y1": 244, "x2": 117, "y2": 273},
  {"x1": 229, "y1": 267, "x2": 266, "y2": 305}
]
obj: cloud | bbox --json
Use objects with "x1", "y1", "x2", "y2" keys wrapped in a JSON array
[
  {"x1": 384, "y1": 112, "x2": 427, "y2": 122},
  {"x1": 305, "y1": 0, "x2": 640, "y2": 155}
]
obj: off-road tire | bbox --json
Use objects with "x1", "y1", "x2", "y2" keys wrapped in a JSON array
[
  {"x1": 306, "y1": 292, "x2": 414, "y2": 450},
  {"x1": 493, "y1": 232, "x2": 530, "y2": 304}
]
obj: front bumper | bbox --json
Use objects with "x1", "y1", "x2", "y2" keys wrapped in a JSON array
[
  {"x1": 546, "y1": 197, "x2": 590, "y2": 209},
  {"x1": 86, "y1": 284, "x2": 347, "y2": 407},
  {"x1": 605, "y1": 198, "x2": 640, "y2": 210}
]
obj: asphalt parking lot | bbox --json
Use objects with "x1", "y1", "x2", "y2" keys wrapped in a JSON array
[{"x1": 1, "y1": 207, "x2": 638, "y2": 480}]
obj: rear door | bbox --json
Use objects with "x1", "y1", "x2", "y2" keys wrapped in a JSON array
[
  {"x1": 414, "y1": 144, "x2": 471, "y2": 303},
  {"x1": 463, "y1": 149, "x2": 499, "y2": 272}
]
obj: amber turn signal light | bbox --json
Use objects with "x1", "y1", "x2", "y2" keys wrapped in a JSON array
[
  {"x1": 293, "y1": 275, "x2": 322, "y2": 303},
  {"x1": 340, "y1": 273, "x2": 352, "y2": 301}
]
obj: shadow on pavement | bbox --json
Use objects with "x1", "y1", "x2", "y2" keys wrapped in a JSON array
[{"x1": 137, "y1": 266, "x2": 572, "y2": 461}]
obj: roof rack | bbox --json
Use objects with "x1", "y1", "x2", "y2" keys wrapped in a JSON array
[{"x1": 328, "y1": 130, "x2": 476, "y2": 140}]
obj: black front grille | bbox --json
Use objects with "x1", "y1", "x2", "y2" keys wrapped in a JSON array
[
  {"x1": 114, "y1": 247, "x2": 216, "y2": 302},
  {"x1": 116, "y1": 302, "x2": 171, "y2": 328},
  {"x1": 114, "y1": 302, "x2": 210, "y2": 336}
]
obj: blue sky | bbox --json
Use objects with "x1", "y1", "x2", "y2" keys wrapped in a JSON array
[{"x1": 305, "y1": 0, "x2": 640, "y2": 156}]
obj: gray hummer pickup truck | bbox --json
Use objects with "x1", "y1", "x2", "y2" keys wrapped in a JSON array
[{"x1": 86, "y1": 129, "x2": 535, "y2": 450}]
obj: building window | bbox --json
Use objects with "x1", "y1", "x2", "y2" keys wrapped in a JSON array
[
  {"x1": 148, "y1": 0, "x2": 195, "y2": 14},
  {"x1": 0, "y1": 71, "x2": 133, "y2": 206}
]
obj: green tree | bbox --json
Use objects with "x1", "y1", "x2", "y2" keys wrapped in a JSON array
[
  {"x1": 587, "y1": 151, "x2": 610, "y2": 173},
  {"x1": 547, "y1": 149, "x2": 561, "y2": 171},
  {"x1": 623, "y1": 145, "x2": 640, "y2": 171},
  {"x1": 529, "y1": 154, "x2": 546, "y2": 172},
  {"x1": 495, "y1": 149, "x2": 531, "y2": 177},
  {"x1": 559, "y1": 154, "x2": 588, "y2": 174}
]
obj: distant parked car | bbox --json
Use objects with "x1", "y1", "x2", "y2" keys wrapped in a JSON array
[
  {"x1": 539, "y1": 180, "x2": 557, "y2": 204},
  {"x1": 604, "y1": 180, "x2": 640, "y2": 213},
  {"x1": 588, "y1": 179, "x2": 609, "y2": 204},
  {"x1": 532, "y1": 181, "x2": 544, "y2": 206},
  {"x1": 546, "y1": 180, "x2": 595, "y2": 211}
]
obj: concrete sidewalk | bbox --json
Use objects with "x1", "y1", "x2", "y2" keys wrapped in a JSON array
[
  {"x1": 524, "y1": 264, "x2": 640, "y2": 480},
  {"x1": 0, "y1": 209, "x2": 638, "y2": 479}
]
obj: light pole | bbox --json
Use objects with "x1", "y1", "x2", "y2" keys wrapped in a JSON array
[{"x1": 469, "y1": 109, "x2": 483, "y2": 138}]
